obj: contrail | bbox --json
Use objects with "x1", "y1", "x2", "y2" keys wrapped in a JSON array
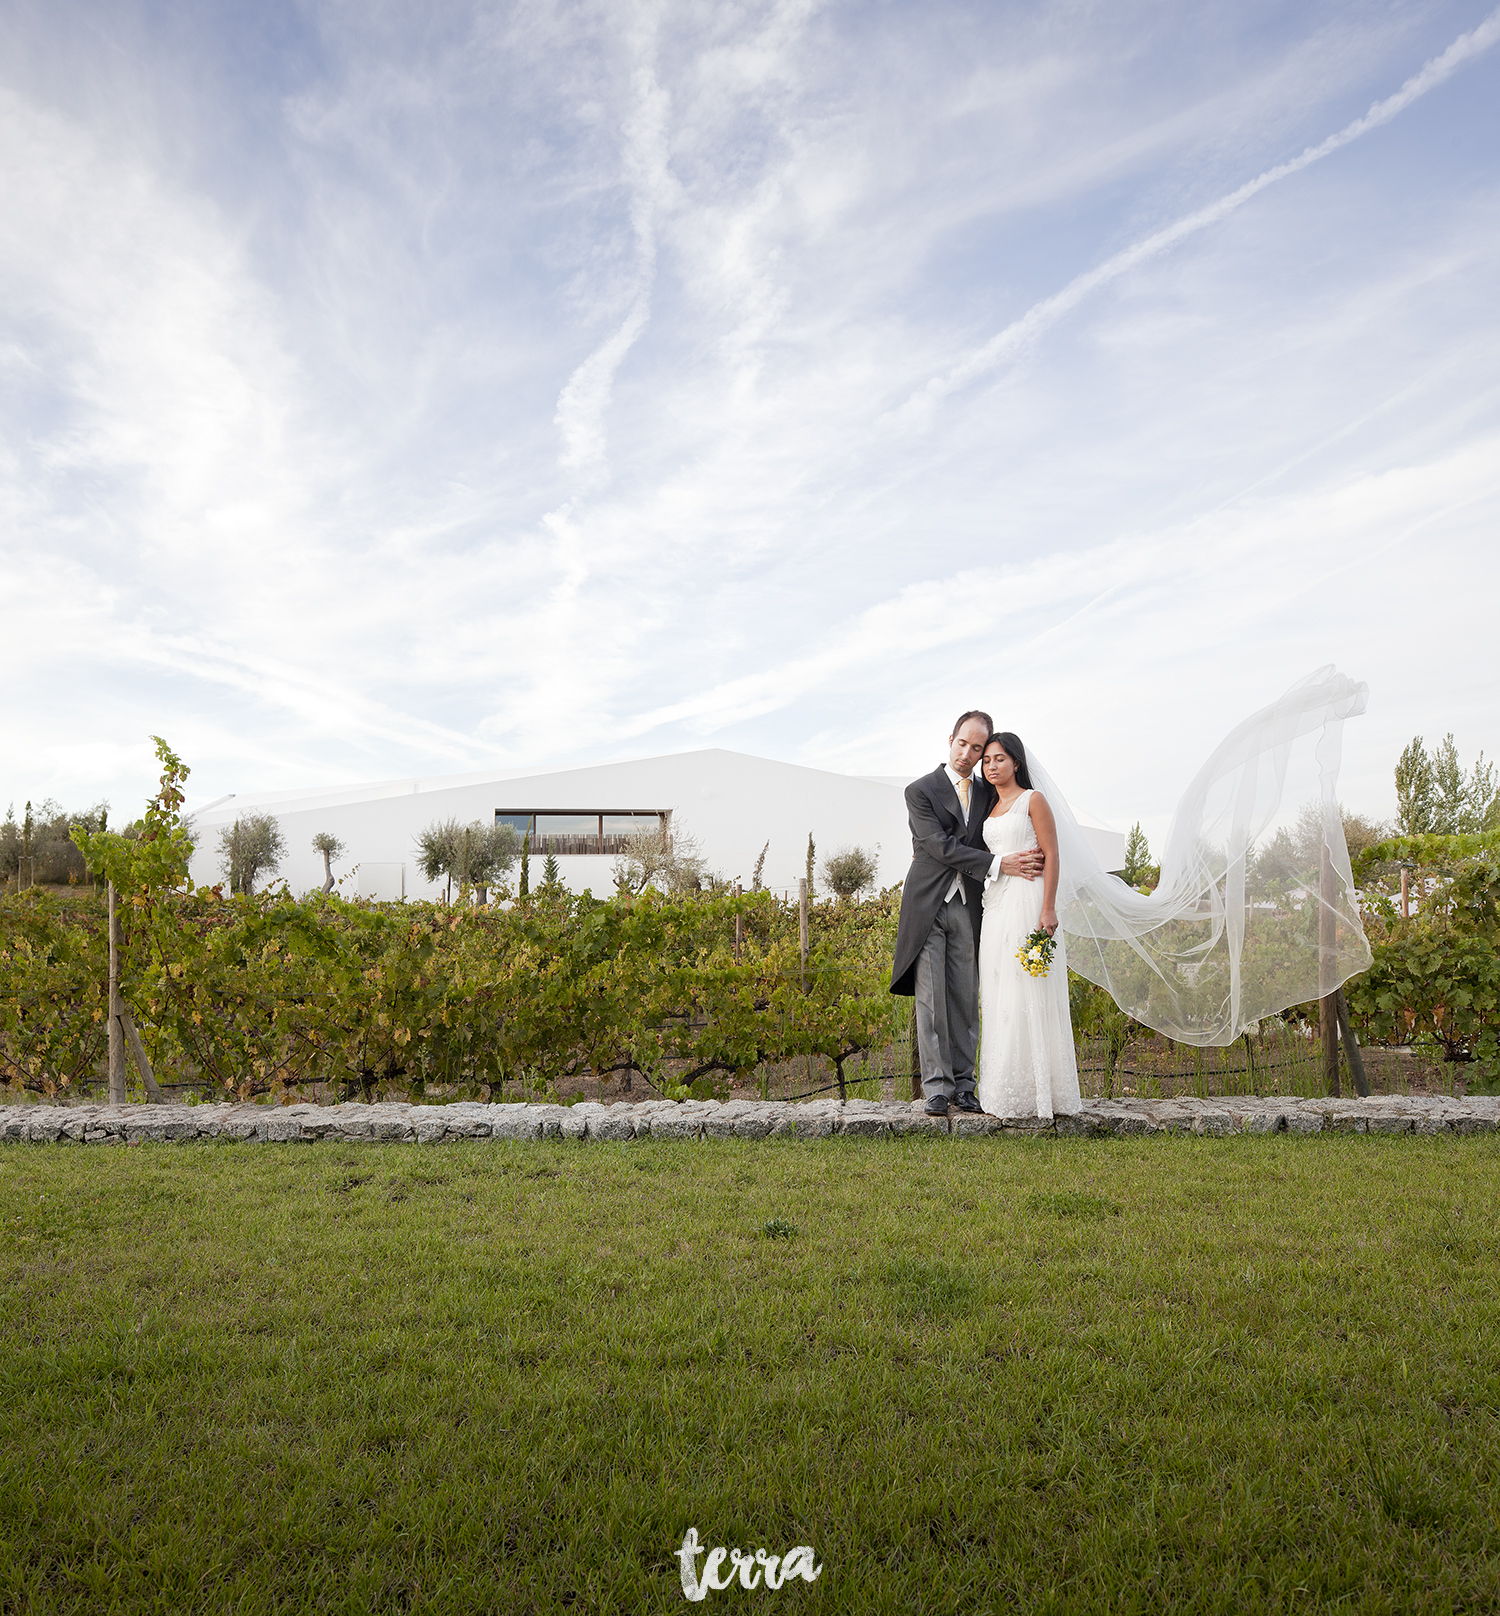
[{"x1": 899, "y1": 7, "x2": 1500, "y2": 419}]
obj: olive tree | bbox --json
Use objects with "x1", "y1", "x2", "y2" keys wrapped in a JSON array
[
  {"x1": 821, "y1": 844, "x2": 878, "y2": 902},
  {"x1": 415, "y1": 818, "x2": 518, "y2": 903},
  {"x1": 470, "y1": 822, "x2": 520, "y2": 902},
  {"x1": 311, "y1": 831, "x2": 346, "y2": 894},
  {"x1": 611, "y1": 822, "x2": 708, "y2": 895},
  {"x1": 218, "y1": 814, "x2": 287, "y2": 894}
]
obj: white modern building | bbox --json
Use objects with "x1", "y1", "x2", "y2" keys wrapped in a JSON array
[{"x1": 185, "y1": 749, "x2": 1126, "y2": 900}]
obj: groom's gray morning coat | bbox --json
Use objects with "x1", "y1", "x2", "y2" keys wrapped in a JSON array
[{"x1": 889, "y1": 765, "x2": 997, "y2": 996}]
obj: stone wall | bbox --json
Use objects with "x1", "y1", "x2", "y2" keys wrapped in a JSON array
[{"x1": 2, "y1": 1093, "x2": 1496, "y2": 1145}]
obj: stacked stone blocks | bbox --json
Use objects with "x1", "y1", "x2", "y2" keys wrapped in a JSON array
[{"x1": 1, "y1": 1093, "x2": 1494, "y2": 1146}]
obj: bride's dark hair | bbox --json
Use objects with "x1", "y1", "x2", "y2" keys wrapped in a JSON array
[{"x1": 985, "y1": 731, "x2": 1034, "y2": 790}]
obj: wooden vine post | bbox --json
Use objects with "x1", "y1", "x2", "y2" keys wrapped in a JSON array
[
  {"x1": 1319, "y1": 844, "x2": 1340, "y2": 1096},
  {"x1": 1333, "y1": 986, "x2": 1371, "y2": 1097},
  {"x1": 797, "y1": 877, "x2": 810, "y2": 1092},
  {"x1": 798, "y1": 878, "x2": 808, "y2": 990},
  {"x1": 107, "y1": 882, "x2": 127, "y2": 1104},
  {"x1": 106, "y1": 879, "x2": 163, "y2": 1104},
  {"x1": 910, "y1": 1002, "x2": 921, "y2": 1102}
]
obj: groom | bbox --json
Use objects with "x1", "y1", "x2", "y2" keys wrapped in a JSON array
[{"x1": 890, "y1": 710, "x2": 1045, "y2": 1115}]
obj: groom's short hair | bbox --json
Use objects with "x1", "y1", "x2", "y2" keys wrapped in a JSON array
[{"x1": 951, "y1": 709, "x2": 993, "y2": 740}]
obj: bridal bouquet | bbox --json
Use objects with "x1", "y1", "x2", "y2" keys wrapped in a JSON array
[{"x1": 1017, "y1": 928, "x2": 1056, "y2": 979}]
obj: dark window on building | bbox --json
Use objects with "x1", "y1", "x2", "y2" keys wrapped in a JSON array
[
  {"x1": 494, "y1": 810, "x2": 668, "y2": 854},
  {"x1": 601, "y1": 813, "x2": 660, "y2": 835},
  {"x1": 535, "y1": 813, "x2": 599, "y2": 835}
]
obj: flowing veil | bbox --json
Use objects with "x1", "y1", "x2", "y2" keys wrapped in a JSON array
[{"x1": 1027, "y1": 666, "x2": 1372, "y2": 1045}]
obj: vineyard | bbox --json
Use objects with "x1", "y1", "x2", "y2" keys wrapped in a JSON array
[
  {"x1": 0, "y1": 881, "x2": 914, "y2": 1105},
  {"x1": 2, "y1": 742, "x2": 1497, "y2": 1105}
]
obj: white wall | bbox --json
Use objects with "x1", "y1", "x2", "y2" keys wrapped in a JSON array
[{"x1": 186, "y1": 748, "x2": 1126, "y2": 899}]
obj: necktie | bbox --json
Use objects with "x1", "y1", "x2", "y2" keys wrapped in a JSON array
[{"x1": 957, "y1": 777, "x2": 970, "y2": 815}]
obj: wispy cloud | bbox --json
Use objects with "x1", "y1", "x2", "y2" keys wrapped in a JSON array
[
  {"x1": 553, "y1": 8, "x2": 680, "y2": 479},
  {"x1": 896, "y1": 4, "x2": 1500, "y2": 423},
  {"x1": 0, "y1": 0, "x2": 1496, "y2": 831}
]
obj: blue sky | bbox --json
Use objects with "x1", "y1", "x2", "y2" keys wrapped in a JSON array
[{"x1": 2, "y1": 0, "x2": 1497, "y2": 844}]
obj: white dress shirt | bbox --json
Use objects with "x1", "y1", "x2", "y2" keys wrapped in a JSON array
[{"x1": 942, "y1": 764, "x2": 1005, "y2": 903}]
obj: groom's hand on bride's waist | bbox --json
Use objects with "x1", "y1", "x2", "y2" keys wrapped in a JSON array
[{"x1": 998, "y1": 849, "x2": 1045, "y2": 879}]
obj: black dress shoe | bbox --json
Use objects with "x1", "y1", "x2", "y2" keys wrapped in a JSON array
[
  {"x1": 923, "y1": 1096, "x2": 949, "y2": 1117},
  {"x1": 952, "y1": 1093, "x2": 983, "y2": 1114}
]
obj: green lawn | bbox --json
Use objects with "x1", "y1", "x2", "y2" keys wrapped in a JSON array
[{"x1": 2, "y1": 1136, "x2": 1497, "y2": 1614}]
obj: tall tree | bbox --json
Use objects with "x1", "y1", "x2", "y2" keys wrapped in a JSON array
[
  {"x1": 1432, "y1": 734, "x2": 1465, "y2": 834},
  {"x1": 805, "y1": 833, "x2": 816, "y2": 897},
  {"x1": 1122, "y1": 822, "x2": 1152, "y2": 885},
  {"x1": 1395, "y1": 736, "x2": 1435, "y2": 834},
  {"x1": 1400, "y1": 734, "x2": 1496, "y2": 835},
  {"x1": 1433, "y1": 734, "x2": 1496, "y2": 833}
]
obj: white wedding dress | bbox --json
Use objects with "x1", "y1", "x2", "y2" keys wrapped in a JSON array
[{"x1": 977, "y1": 792, "x2": 1082, "y2": 1119}]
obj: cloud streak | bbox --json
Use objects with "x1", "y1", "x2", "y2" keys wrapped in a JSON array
[
  {"x1": 553, "y1": 13, "x2": 679, "y2": 478},
  {"x1": 897, "y1": 4, "x2": 1500, "y2": 421},
  {"x1": 0, "y1": 0, "x2": 1496, "y2": 833}
]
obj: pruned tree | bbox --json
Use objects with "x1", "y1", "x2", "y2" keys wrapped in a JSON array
[
  {"x1": 415, "y1": 820, "x2": 459, "y2": 901},
  {"x1": 415, "y1": 818, "x2": 518, "y2": 903},
  {"x1": 1336, "y1": 809, "x2": 1391, "y2": 860},
  {"x1": 751, "y1": 840, "x2": 769, "y2": 891},
  {"x1": 1288, "y1": 801, "x2": 1392, "y2": 872},
  {"x1": 312, "y1": 831, "x2": 346, "y2": 895},
  {"x1": 612, "y1": 821, "x2": 708, "y2": 895},
  {"x1": 805, "y1": 833, "x2": 816, "y2": 897},
  {"x1": 218, "y1": 814, "x2": 287, "y2": 894},
  {"x1": 471, "y1": 822, "x2": 519, "y2": 903},
  {"x1": 821, "y1": 845, "x2": 878, "y2": 902}
]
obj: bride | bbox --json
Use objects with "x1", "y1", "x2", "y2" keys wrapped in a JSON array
[
  {"x1": 969, "y1": 666, "x2": 1376, "y2": 1117},
  {"x1": 976, "y1": 731, "x2": 1082, "y2": 1119}
]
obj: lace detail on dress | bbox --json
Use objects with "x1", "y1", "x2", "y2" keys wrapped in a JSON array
[{"x1": 976, "y1": 791, "x2": 1081, "y2": 1118}]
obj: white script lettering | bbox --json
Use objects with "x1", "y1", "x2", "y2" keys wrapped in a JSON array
[
  {"x1": 678, "y1": 1527, "x2": 707, "y2": 1602},
  {"x1": 676, "y1": 1530, "x2": 823, "y2": 1599}
]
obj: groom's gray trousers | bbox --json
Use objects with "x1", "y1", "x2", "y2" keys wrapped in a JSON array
[
  {"x1": 914, "y1": 896, "x2": 980, "y2": 1105},
  {"x1": 889, "y1": 763, "x2": 995, "y2": 1100}
]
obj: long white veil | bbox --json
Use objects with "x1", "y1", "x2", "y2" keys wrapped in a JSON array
[{"x1": 1027, "y1": 666, "x2": 1372, "y2": 1045}]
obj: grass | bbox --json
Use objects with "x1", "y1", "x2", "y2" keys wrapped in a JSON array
[{"x1": 1, "y1": 1136, "x2": 1498, "y2": 1614}]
